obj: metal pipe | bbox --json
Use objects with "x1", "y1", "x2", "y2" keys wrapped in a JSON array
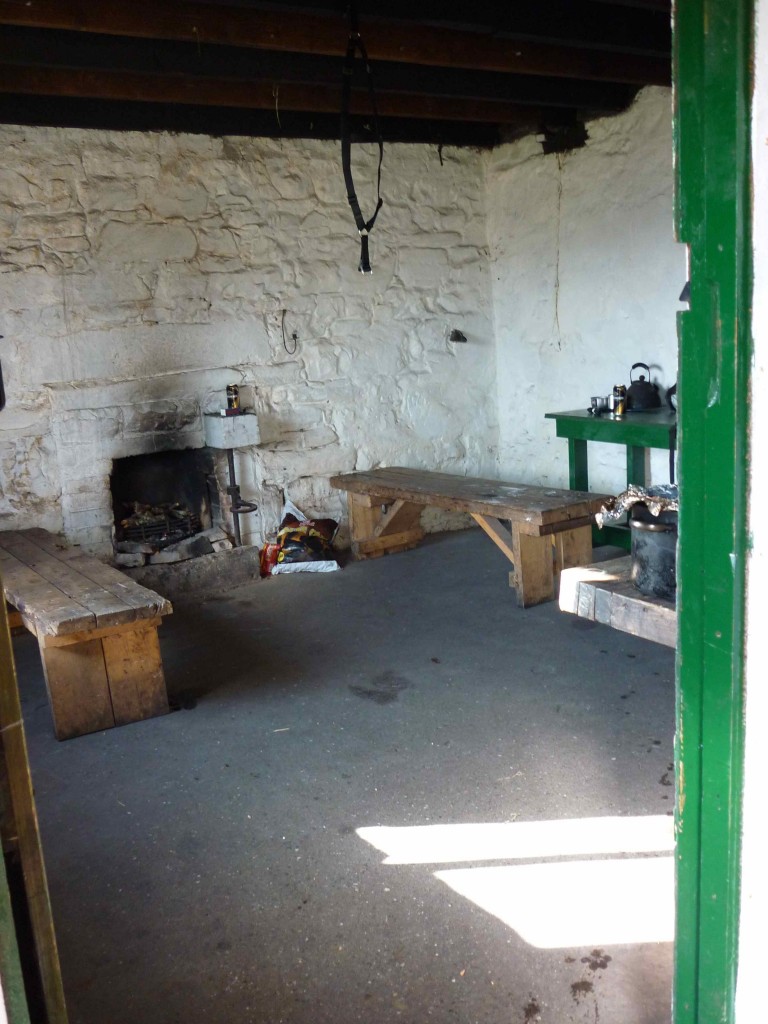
[{"x1": 226, "y1": 448, "x2": 242, "y2": 547}]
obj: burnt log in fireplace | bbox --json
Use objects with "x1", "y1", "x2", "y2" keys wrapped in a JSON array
[
  {"x1": 111, "y1": 449, "x2": 218, "y2": 554},
  {"x1": 118, "y1": 501, "x2": 203, "y2": 549}
]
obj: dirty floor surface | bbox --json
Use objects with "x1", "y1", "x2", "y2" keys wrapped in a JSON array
[{"x1": 17, "y1": 530, "x2": 675, "y2": 1024}]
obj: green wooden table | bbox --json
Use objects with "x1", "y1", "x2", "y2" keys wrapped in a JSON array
[
  {"x1": 545, "y1": 408, "x2": 677, "y2": 490},
  {"x1": 545, "y1": 407, "x2": 677, "y2": 547}
]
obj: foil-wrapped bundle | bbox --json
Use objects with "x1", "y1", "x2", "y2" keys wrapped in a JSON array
[{"x1": 595, "y1": 483, "x2": 679, "y2": 528}]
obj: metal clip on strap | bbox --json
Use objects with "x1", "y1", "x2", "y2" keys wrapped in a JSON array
[
  {"x1": 341, "y1": 8, "x2": 383, "y2": 274},
  {"x1": 358, "y1": 233, "x2": 371, "y2": 274}
]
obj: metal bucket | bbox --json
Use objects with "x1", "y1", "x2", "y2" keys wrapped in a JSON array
[{"x1": 630, "y1": 505, "x2": 677, "y2": 601}]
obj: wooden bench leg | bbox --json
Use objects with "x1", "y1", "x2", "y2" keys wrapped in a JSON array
[
  {"x1": 472, "y1": 515, "x2": 594, "y2": 607},
  {"x1": 471, "y1": 513, "x2": 516, "y2": 562},
  {"x1": 102, "y1": 623, "x2": 169, "y2": 727},
  {"x1": 472, "y1": 513, "x2": 556, "y2": 607},
  {"x1": 511, "y1": 526, "x2": 556, "y2": 608},
  {"x1": 40, "y1": 639, "x2": 115, "y2": 741},
  {"x1": 39, "y1": 620, "x2": 169, "y2": 741},
  {"x1": 348, "y1": 494, "x2": 424, "y2": 560},
  {"x1": 553, "y1": 525, "x2": 593, "y2": 584}
]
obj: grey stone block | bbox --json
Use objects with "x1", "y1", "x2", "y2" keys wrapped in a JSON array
[
  {"x1": 126, "y1": 545, "x2": 262, "y2": 602},
  {"x1": 149, "y1": 548, "x2": 184, "y2": 565},
  {"x1": 114, "y1": 552, "x2": 147, "y2": 568},
  {"x1": 199, "y1": 526, "x2": 228, "y2": 542},
  {"x1": 149, "y1": 533, "x2": 215, "y2": 564},
  {"x1": 115, "y1": 540, "x2": 155, "y2": 554}
]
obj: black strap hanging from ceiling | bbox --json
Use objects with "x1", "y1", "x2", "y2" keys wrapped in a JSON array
[{"x1": 340, "y1": 3, "x2": 384, "y2": 274}]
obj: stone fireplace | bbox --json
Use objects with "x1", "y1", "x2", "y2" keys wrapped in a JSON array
[
  {"x1": 0, "y1": 124, "x2": 503, "y2": 571},
  {"x1": 45, "y1": 374, "x2": 263, "y2": 565},
  {"x1": 110, "y1": 448, "x2": 225, "y2": 565}
]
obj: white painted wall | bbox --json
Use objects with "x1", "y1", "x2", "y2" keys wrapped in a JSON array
[
  {"x1": 0, "y1": 88, "x2": 683, "y2": 559},
  {"x1": 737, "y1": 1, "x2": 768, "y2": 1018},
  {"x1": 3, "y1": 73, "x2": 766, "y2": 1015},
  {"x1": 0, "y1": 130, "x2": 496, "y2": 554},
  {"x1": 486, "y1": 87, "x2": 684, "y2": 495}
]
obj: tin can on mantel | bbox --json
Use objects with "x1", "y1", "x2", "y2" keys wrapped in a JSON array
[
  {"x1": 226, "y1": 383, "x2": 240, "y2": 410},
  {"x1": 613, "y1": 384, "x2": 627, "y2": 416}
]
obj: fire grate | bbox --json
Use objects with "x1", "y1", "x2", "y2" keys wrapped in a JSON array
[{"x1": 118, "y1": 502, "x2": 202, "y2": 550}]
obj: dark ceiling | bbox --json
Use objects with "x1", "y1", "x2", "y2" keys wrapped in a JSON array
[{"x1": 0, "y1": 0, "x2": 672, "y2": 147}]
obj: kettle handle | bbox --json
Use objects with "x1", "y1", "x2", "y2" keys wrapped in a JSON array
[{"x1": 630, "y1": 362, "x2": 651, "y2": 381}]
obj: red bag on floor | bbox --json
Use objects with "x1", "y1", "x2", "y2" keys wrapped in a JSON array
[{"x1": 261, "y1": 500, "x2": 339, "y2": 576}]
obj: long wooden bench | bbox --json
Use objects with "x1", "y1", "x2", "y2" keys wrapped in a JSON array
[
  {"x1": 0, "y1": 528, "x2": 172, "y2": 740},
  {"x1": 330, "y1": 467, "x2": 609, "y2": 607}
]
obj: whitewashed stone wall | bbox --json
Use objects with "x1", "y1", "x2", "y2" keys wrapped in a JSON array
[
  {"x1": 0, "y1": 88, "x2": 682, "y2": 559},
  {"x1": 0, "y1": 128, "x2": 496, "y2": 555},
  {"x1": 486, "y1": 87, "x2": 685, "y2": 495}
]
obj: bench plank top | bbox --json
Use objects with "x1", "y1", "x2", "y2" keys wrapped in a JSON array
[
  {"x1": 330, "y1": 467, "x2": 607, "y2": 527},
  {"x1": 0, "y1": 529, "x2": 172, "y2": 637},
  {"x1": 23, "y1": 528, "x2": 172, "y2": 617}
]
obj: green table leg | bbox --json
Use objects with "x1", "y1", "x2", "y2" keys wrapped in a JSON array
[
  {"x1": 567, "y1": 439, "x2": 605, "y2": 547},
  {"x1": 568, "y1": 438, "x2": 589, "y2": 491},
  {"x1": 627, "y1": 445, "x2": 647, "y2": 487},
  {"x1": 602, "y1": 444, "x2": 645, "y2": 550},
  {"x1": 600, "y1": 524, "x2": 632, "y2": 550}
]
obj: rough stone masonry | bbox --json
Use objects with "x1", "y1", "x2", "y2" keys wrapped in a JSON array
[
  {"x1": 0, "y1": 128, "x2": 497, "y2": 556},
  {"x1": 0, "y1": 88, "x2": 680, "y2": 558}
]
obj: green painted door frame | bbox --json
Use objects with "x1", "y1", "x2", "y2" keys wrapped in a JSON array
[
  {"x1": 0, "y1": 4, "x2": 754, "y2": 1023},
  {"x1": 674, "y1": 1, "x2": 752, "y2": 1021}
]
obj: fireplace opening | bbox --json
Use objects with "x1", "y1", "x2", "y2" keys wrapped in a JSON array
[
  {"x1": 119, "y1": 502, "x2": 202, "y2": 549},
  {"x1": 110, "y1": 449, "x2": 219, "y2": 553}
]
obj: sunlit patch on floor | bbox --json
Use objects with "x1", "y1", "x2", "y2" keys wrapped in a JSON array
[{"x1": 358, "y1": 816, "x2": 675, "y2": 949}]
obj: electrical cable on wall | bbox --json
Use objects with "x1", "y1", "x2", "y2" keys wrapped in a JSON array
[
  {"x1": 340, "y1": 2, "x2": 384, "y2": 274},
  {"x1": 281, "y1": 309, "x2": 298, "y2": 355}
]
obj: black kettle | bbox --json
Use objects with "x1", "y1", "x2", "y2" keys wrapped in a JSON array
[{"x1": 627, "y1": 362, "x2": 661, "y2": 411}]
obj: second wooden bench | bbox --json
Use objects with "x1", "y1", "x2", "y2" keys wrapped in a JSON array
[
  {"x1": 1, "y1": 528, "x2": 172, "y2": 740},
  {"x1": 330, "y1": 467, "x2": 609, "y2": 607}
]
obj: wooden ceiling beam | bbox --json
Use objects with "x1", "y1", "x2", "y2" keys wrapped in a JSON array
[
  {"x1": 244, "y1": 0, "x2": 671, "y2": 57},
  {"x1": 0, "y1": 65, "x2": 547, "y2": 126},
  {"x1": 0, "y1": 93, "x2": 501, "y2": 145},
  {"x1": 0, "y1": 27, "x2": 636, "y2": 114},
  {"x1": 590, "y1": 0, "x2": 669, "y2": 10},
  {"x1": 0, "y1": 1, "x2": 670, "y2": 85}
]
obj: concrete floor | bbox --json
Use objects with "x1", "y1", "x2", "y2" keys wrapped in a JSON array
[{"x1": 18, "y1": 530, "x2": 675, "y2": 1024}]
